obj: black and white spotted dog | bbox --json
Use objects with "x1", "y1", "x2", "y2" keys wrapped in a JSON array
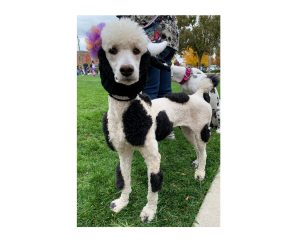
[
  {"x1": 171, "y1": 65, "x2": 220, "y2": 133},
  {"x1": 98, "y1": 19, "x2": 218, "y2": 223}
]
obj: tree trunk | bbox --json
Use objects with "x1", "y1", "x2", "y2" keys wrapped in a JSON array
[{"x1": 197, "y1": 51, "x2": 204, "y2": 68}]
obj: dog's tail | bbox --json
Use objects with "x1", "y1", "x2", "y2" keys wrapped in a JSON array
[{"x1": 195, "y1": 74, "x2": 219, "y2": 95}]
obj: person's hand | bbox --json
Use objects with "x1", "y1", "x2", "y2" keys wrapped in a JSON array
[
  {"x1": 147, "y1": 41, "x2": 168, "y2": 56},
  {"x1": 150, "y1": 56, "x2": 170, "y2": 71}
]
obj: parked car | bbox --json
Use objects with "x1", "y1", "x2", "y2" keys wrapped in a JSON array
[
  {"x1": 199, "y1": 65, "x2": 207, "y2": 72},
  {"x1": 207, "y1": 65, "x2": 220, "y2": 73}
]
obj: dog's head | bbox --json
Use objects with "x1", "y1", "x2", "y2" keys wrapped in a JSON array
[{"x1": 98, "y1": 18, "x2": 151, "y2": 97}]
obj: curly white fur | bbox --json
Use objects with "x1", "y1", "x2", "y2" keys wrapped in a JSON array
[{"x1": 101, "y1": 18, "x2": 148, "y2": 54}]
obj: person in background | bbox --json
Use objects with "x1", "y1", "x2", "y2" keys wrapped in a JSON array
[
  {"x1": 77, "y1": 65, "x2": 80, "y2": 75},
  {"x1": 91, "y1": 60, "x2": 96, "y2": 77},
  {"x1": 77, "y1": 65, "x2": 84, "y2": 75},
  {"x1": 83, "y1": 63, "x2": 88, "y2": 75},
  {"x1": 118, "y1": 15, "x2": 179, "y2": 140}
]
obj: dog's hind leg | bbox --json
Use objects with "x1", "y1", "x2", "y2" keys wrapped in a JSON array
[
  {"x1": 110, "y1": 148, "x2": 133, "y2": 213},
  {"x1": 181, "y1": 126, "x2": 199, "y2": 167},
  {"x1": 139, "y1": 141, "x2": 162, "y2": 223}
]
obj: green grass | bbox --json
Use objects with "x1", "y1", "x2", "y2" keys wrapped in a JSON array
[{"x1": 77, "y1": 75, "x2": 220, "y2": 227}]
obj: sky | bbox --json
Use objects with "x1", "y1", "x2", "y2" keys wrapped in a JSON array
[{"x1": 77, "y1": 15, "x2": 117, "y2": 51}]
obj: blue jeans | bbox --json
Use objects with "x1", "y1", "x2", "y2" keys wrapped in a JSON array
[{"x1": 143, "y1": 47, "x2": 176, "y2": 100}]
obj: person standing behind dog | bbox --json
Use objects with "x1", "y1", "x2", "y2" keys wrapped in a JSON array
[{"x1": 117, "y1": 15, "x2": 179, "y2": 99}]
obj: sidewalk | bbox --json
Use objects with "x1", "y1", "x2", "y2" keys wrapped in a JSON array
[{"x1": 193, "y1": 170, "x2": 220, "y2": 227}]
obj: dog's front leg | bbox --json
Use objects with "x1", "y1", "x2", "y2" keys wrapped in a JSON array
[
  {"x1": 181, "y1": 126, "x2": 199, "y2": 167},
  {"x1": 139, "y1": 142, "x2": 163, "y2": 223},
  {"x1": 110, "y1": 148, "x2": 133, "y2": 213},
  {"x1": 194, "y1": 135, "x2": 207, "y2": 181}
]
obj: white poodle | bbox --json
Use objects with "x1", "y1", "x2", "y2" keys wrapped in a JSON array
[{"x1": 94, "y1": 18, "x2": 218, "y2": 223}]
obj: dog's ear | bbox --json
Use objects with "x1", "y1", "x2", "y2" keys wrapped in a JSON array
[
  {"x1": 139, "y1": 51, "x2": 151, "y2": 81},
  {"x1": 98, "y1": 48, "x2": 115, "y2": 84},
  {"x1": 207, "y1": 74, "x2": 219, "y2": 87}
]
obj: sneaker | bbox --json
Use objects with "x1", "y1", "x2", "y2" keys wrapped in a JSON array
[{"x1": 166, "y1": 131, "x2": 175, "y2": 140}]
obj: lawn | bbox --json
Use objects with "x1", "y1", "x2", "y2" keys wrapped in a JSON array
[{"x1": 77, "y1": 75, "x2": 220, "y2": 227}]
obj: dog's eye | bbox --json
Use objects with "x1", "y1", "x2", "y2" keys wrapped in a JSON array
[
  {"x1": 133, "y1": 48, "x2": 140, "y2": 55},
  {"x1": 109, "y1": 47, "x2": 118, "y2": 55}
]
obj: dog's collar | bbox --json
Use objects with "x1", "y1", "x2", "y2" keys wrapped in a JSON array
[
  {"x1": 109, "y1": 94, "x2": 137, "y2": 101},
  {"x1": 179, "y1": 67, "x2": 192, "y2": 85}
]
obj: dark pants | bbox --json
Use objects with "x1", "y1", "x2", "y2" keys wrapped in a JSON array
[{"x1": 143, "y1": 47, "x2": 176, "y2": 100}]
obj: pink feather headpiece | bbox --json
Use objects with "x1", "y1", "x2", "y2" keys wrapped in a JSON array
[{"x1": 85, "y1": 23, "x2": 106, "y2": 59}]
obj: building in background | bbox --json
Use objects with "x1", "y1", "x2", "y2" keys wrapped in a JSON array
[{"x1": 77, "y1": 51, "x2": 99, "y2": 66}]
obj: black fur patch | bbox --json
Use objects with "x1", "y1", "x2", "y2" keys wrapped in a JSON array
[
  {"x1": 116, "y1": 163, "x2": 124, "y2": 190},
  {"x1": 139, "y1": 93, "x2": 152, "y2": 106},
  {"x1": 155, "y1": 111, "x2": 173, "y2": 141},
  {"x1": 203, "y1": 92, "x2": 210, "y2": 103},
  {"x1": 102, "y1": 112, "x2": 115, "y2": 151},
  {"x1": 122, "y1": 100, "x2": 152, "y2": 146},
  {"x1": 207, "y1": 74, "x2": 219, "y2": 87},
  {"x1": 164, "y1": 92, "x2": 189, "y2": 104},
  {"x1": 98, "y1": 49, "x2": 151, "y2": 98},
  {"x1": 201, "y1": 124, "x2": 211, "y2": 142},
  {"x1": 150, "y1": 171, "x2": 163, "y2": 192}
]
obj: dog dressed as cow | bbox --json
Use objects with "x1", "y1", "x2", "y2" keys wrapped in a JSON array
[{"x1": 86, "y1": 18, "x2": 219, "y2": 223}]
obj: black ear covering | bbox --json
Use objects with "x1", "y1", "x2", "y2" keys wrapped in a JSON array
[
  {"x1": 98, "y1": 48, "x2": 115, "y2": 88},
  {"x1": 139, "y1": 50, "x2": 151, "y2": 86}
]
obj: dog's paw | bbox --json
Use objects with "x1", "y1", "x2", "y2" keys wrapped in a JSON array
[
  {"x1": 216, "y1": 128, "x2": 220, "y2": 134},
  {"x1": 192, "y1": 160, "x2": 198, "y2": 168},
  {"x1": 140, "y1": 205, "x2": 157, "y2": 223},
  {"x1": 110, "y1": 198, "x2": 128, "y2": 213},
  {"x1": 195, "y1": 170, "x2": 206, "y2": 181}
]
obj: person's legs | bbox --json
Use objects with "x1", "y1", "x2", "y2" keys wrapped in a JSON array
[
  {"x1": 157, "y1": 47, "x2": 176, "y2": 140},
  {"x1": 157, "y1": 68, "x2": 172, "y2": 98},
  {"x1": 143, "y1": 65, "x2": 160, "y2": 100}
]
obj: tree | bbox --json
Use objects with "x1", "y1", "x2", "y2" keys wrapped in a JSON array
[
  {"x1": 177, "y1": 15, "x2": 220, "y2": 67},
  {"x1": 183, "y1": 47, "x2": 199, "y2": 67},
  {"x1": 201, "y1": 53, "x2": 209, "y2": 67}
]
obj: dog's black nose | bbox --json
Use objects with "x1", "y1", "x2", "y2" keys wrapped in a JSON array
[{"x1": 120, "y1": 65, "x2": 134, "y2": 77}]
